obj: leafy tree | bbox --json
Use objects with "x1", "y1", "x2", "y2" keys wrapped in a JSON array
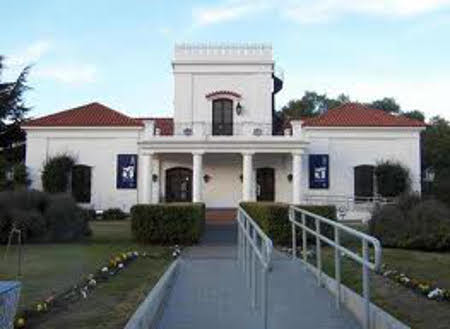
[
  {"x1": 42, "y1": 154, "x2": 76, "y2": 193},
  {"x1": 369, "y1": 97, "x2": 401, "y2": 113},
  {"x1": 375, "y1": 160, "x2": 411, "y2": 197},
  {"x1": 403, "y1": 110, "x2": 425, "y2": 122},
  {"x1": 0, "y1": 55, "x2": 31, "y2": 162},
  {"x1": 279, "y1": 91, "x2": 349, "y2": 120},
  {"x1": 423, "y1": 116, "x2": 450, "y2": 174}
]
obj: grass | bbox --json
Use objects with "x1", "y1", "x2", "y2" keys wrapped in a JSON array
[
  {"x1": 301, "y1": 223, "x2": 450, "y2": 329},
  {"x1": 0, "y1": 220, "x2": 171, "y2": 329}
]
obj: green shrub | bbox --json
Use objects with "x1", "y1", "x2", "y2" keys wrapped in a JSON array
[
  {"x1": 433, "y1": 170, "x2": 450, "y2": 208},
  {"x1": 102, "y1": 208, "x2": 127, "y2": 221},
  {"x1": 42, "y1": 154, "x2": 75, "y2": 193},
  {"x1": 0, "y1": 190, "x2": 91, "y2": 243},
  {"x1": 80, "y1": 208, "x2": 97, "y2": 221},
  {"x1": 370, "y1": 194, "x2": 450, "y2": 251},
  {"x1": 240, "y1": 202, "x2": 337, "y2": 246},
  {"x1": 12, "y1": 162, "x2": 29, "y2": 189},
  {"x1": 131, "y1": 203, "x2": 205, "y2": 244},
  {"x1": 375, "y1": 160, "x2": 411, "y2": 197}
]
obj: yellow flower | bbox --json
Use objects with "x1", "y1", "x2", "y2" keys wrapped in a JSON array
[{"x1": 16, "y1": 318, "x2": 25, "y2": 328}]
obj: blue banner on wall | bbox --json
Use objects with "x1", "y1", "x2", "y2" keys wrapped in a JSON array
[
  {"x1": 309, "y1": 154, "x2": 329, "y2": 189},
  {"x1": 117, "y1": 154, "x2": 137, "y2": 189}
]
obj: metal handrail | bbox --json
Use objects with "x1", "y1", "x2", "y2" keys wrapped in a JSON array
[
  {"x1": 289, "y1": 205, "x2": 382, "y2": 329},
  {"x1": 237, "y1": 206, "x2": 273, "y2": 329}
]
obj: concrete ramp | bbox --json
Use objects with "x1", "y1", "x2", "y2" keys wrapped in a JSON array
[{"x1": 155, "y1": 223, "x2": 361, "y2": 329}]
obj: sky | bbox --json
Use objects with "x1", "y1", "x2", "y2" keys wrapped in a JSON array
[{"x1": 1, "y1": 0, "x2": 450, "y2": 120}]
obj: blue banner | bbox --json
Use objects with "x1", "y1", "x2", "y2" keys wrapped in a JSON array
[
  {"x1": 117, "y1": 154, "x2": 137, "y2": 189},
  {"x1": 309, "y1": 154, "x2": 329, "y2": 189}
]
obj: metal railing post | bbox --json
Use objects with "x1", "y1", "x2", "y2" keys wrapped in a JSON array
[
  {"x1": 315, "y1": 217, "x2": 322, "y2": 286},
  {"x1": 362, "y1": 239, "x2": 370, "y2": 329},
  {"x1": 334, "y1": 227, "x2": 341, "y2": 309},
  {"x1": 252, "y1": 228, "x2": 257, "y2": 309},
  {"x1": 290, "y1": 208, "x2": 297, "y2": 260},
  {"x1": 302, "y1": 213, "x2": 307, "y2": 262}
]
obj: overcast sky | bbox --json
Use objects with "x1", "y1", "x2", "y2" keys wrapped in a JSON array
[{"x1": 2, "y1": 0, "x2": 450, "y2": 120}]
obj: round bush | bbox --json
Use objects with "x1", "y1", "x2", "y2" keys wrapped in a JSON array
[
  {"x1": 370, "y1": 194, "x2": 450, "y2": 251},
  {"x1": 375, "y1": 161, "x2": 411, "y2": 197},
  {"x1": 41, "y1": 154, "x2": 75, "y2": 193},
  {"x1": 0, "y1": 190, "x2": 91, "y2": 243}
]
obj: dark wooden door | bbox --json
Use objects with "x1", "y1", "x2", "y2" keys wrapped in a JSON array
[
  {"x1": 165, "y1": 167, "x2": 192, "y2": 202},
  {"x1": 257, "y1": 168, "x2": 275, "y2": 201},
  {"x1": 354, "y1": 165, "x2": 374, "y2": 199},
  {"x1": 212, "y1": 99, "x2": 233, "y2": 135}
]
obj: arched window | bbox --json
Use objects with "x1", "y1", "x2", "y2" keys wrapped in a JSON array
[
  {"x1": 72, "y1": 165, "x2": 92, "y2": 203},
  {"x1": 354, "y1": 165, "x2": 375, "y2": 199},
  {"x1": 212, "y1": 98, "x2": 233, "y2": 136},
  {"x1": 165, "y1": 167, "x2": 192, "y2": 202}
]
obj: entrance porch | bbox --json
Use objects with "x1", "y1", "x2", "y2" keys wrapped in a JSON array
[{"x1": 137, "y1": 151, "x2": 306, "y2": 208}]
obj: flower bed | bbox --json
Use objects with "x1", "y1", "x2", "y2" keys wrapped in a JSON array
[
  {"x1": 13, "y1": 246, "x2": 180, "y2": 328},
  {"x1": 380, "y1": 264, "x2": 450, "y2": 302}
]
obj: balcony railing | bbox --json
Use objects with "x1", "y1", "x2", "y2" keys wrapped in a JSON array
[{"x1": 156, "y1": 121, "x2": 282, "y2": 137}]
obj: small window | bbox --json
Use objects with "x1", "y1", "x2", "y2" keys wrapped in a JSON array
[
  {"x1": 72, "y1": 165, "x2": 92, "y2": 203},
  {"x1": 354, "y1": 165, "x2": 375, "y2": 199}
]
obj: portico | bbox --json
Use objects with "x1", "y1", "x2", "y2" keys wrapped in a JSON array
[{"x1": 138, "y1": 137, "x2": 308, "y2": 207}]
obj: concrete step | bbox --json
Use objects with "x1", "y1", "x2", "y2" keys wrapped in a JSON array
[{"x1": 206, "y1": 208, "x2": 237, "y2": 224}]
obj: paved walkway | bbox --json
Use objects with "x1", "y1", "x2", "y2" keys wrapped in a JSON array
[{"x1": 156, "y1": 223, "x2": 361, "y2": 329}]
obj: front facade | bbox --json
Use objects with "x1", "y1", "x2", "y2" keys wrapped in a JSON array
[{"x1": 23, "y1": 44, "x2": 425, "y2": 213}]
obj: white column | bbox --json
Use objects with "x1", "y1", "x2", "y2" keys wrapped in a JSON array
[
  {"x1": 192, "y1": 152, "x2": 204, "y2": 203},
  {"x1": 292, "y1": 152, "x2": 303, "y2": 204},
  {"x1": 141, "y1": 153, "x2": 153, "y2": 204},
  {"x1": 151, "y1": 155, "x2": 160, "y2": 204},
  {"x1": 242, "y1": 152, "x2": 254, "y2": 201}
]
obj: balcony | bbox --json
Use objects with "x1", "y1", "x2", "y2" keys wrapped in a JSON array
[
  {"x1": 139, "y1": 119, "x2": 308, "y2": 154},
  {"x1": 167, "y1": 122, "x2": 276, "y2": 137}
]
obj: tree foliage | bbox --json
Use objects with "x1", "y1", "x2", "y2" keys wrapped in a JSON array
[
  {"x1": 42, "y1": 154, "x2": 76, "y2": 193},
  {"x1": 0, "y1": 55, "x2": 31, "y2": 162},
  {"x1": 375, "y1": 160, "x2": 411, "y2": 197},
  {"x1": 279, "y1": 91, "x2": 349, "y2": 120},
  {"x1": 368, "y1": 97, "x2": 401, "y2": 113}
]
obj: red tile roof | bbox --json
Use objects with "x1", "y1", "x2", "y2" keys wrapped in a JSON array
[
  {"x1": 303, "y1": 103, "x2": 426, "y2": 127},
  {"x1": 135, "y1": 117, "x2": 174, "y2": 135},
  {"x1": 22, "y1": 102, "x2": 144, "y2": 128}
]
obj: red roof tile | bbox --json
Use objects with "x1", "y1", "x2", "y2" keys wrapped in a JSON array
[
  {"x1": 22, "y1": 102, "x2": 143, "y2": 127},
  {"x1": 135, "y1": 117, "x2": 174, "y2": 135},
  {"x1": 303, "y1": 103, "x2": 426, "y2": 127}
]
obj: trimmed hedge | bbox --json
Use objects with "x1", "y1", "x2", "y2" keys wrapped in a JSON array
[
  {"x1": 240, "y1": 202, "x2": 337, "y2": 246},
  {"x1": 370, "y1": 194, "x2": 450, "y2": 251},
  {"x1": 131, "y1": 203, "x2": 205, "y2": 244},
  {"x1": 0, "y1": 190, "x2": 91, "y2": 243}
]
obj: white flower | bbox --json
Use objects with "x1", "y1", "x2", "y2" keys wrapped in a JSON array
[
  {"x1": 118, "y1": 263, "x2": 124, "y2": 269},
  {"x1": 88, "y1": 279, "x2": 97, "y2": 287},
  {"x1": 133, "y1": 251, "x2": 139, "y2": 257},
  {"x1": 172, "y1": 251, "x2": 178, "y2": 258},
  {"x1": 428, "y1": 288, "x2": 443, "y2": 299},
  {"x1": 101, "y1": 267, "x2": 108, "y2": 272}
]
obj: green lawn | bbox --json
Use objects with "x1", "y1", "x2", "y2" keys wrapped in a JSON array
[
  {"x1": 308, "y1": 225, "x2": 450, "y2": 329},
  {"x1": 0, "y1": 220, "x2": 171, "y2": 329}
]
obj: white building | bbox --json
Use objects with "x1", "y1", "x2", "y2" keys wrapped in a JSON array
[{"x1": 22, "y1": 44, "x2": 425, "y2": 215}]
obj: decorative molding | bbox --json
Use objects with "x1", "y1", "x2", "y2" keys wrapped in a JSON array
[{"x1": 205, "y1": 90, "x2": 241, "y2": 100}]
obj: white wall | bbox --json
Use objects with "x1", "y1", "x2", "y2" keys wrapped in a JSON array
[
  {"x1": 303, "y1": 127, "x2": 423, "y2": 197},
  {"x1": 173, "y1": 47, "x2": 274, "y2": 129},
  {"x1": 25, "y1": 128, "x2": 140, "y2": 211}
]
